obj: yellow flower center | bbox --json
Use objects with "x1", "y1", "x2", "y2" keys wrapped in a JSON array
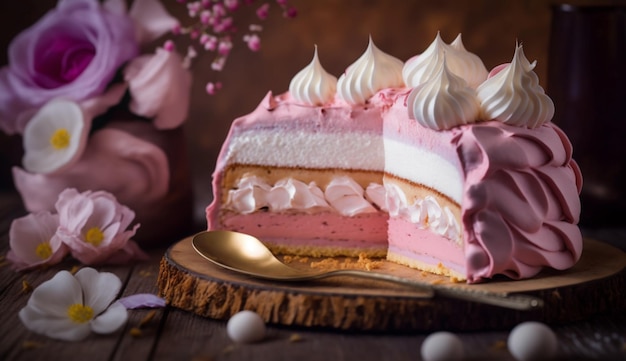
[
  {"x1": 84, "y1": 227, "x2": 104, "y2": 246},
  {"x1": 67, "y1": 304, "x2": 94, "y2": 324},
  {"x1": 35, "y1": 242, "x2": 53, "y2": 260},
  {"x1": 50, "y1": 128, "x2": 71, "y2": 150}
]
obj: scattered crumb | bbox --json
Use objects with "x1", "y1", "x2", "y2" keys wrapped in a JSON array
[
  {"x1": 69, "y1": 265, "x2": 80, "y2": 275},
  {"x1": 129, "y1": 327, "x2": 143, "y2": 338},
  {"x1": 139, "y1": 310, "x2": 157, "y2": 328},
  {"x1": 289, "y1": 333, "x2": 304, "y2": 342},
  {"x1": 0, "y1": 254, "x2": 8, "y2": 267},
  {"x1": 191, "y1": 356, "x2": 214, "y2": 361},
  {"x1": 22, "y1": 279, "x2": 33, "y2": 294},
  {"x1": 491, "y1": 340, "x2": 507, "y2": 350},
  {"x1": 283, "y1": 255, "x2": 310, "y2": 264},
  {"x1": 139, "y1": 269, "x2": 153, "y2": 277},
  {"x1": 22, "y1": 340, "x2": 44, "y2": 350},
  {"x1": 221, "y1": 344, "x2": 235, "y2": 354},
  {"x1": 449, "y1": 276, "x2": 464, "y2": 284},
  {"x1": 430, "y1": 279, "x2": 445, "y2": 285}
]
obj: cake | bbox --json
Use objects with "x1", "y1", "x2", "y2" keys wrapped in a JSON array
[{"x1": 206, "y1": 34, "x2": 583, "y2": 283}]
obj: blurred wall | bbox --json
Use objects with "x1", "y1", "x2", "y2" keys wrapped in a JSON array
[{"x1": 1, "y1": 0, "x2": 622, "y2": 223}]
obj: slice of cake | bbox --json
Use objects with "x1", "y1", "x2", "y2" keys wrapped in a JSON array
[{"x1": 206, "y1": 34, "x2": 583, "y2": 283}]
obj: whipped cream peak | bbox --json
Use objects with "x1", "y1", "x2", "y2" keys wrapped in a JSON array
[
  {"x1": 477, "y1": 44, "x2": 555, "y2": 128},
  {"x1": 403, "y1": 32, "x2": 488, "y2": 89},
  {"x1": 337, "y1": 36, "x2": 404, "y2": 105},
  {"x1": 289, "y1": 46, "x2": 338, "y2": 106},
  {"x1": 408, "y1": 54, "x2": 481, "y2": 130}
]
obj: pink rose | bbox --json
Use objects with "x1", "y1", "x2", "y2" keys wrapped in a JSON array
[
  {"x1": 0, "y1": 0, "x2": 138, "y2": 134},
  {"x1": 54, "y1": 188, "x2": 147, "y2": 265},
  {"x1": 124, "y1": 48, "x2": 192, "y2": 130}
]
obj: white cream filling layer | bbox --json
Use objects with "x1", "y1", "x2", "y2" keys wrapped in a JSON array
[
  {"x1": 225, "y1": 129, "x2": 384, "y2": 170},
  {"x1": 225, "y1": 175, "x2": 461, "y2": 242},
  {"x1": 383, "y1": 138, "x2": 463, "y2": 203}
]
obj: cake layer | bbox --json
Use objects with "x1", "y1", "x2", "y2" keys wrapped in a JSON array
[
  {"x1": 387, "y1": 217, "x2": 465, "y2": 281},
  {"x1": 219, "y1": 211, "x2": 388, "y2": 258}
]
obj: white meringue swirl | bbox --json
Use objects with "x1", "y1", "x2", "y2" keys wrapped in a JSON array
[
  {"x1": 337, "y1": 37, "x2": 404, "y2": 104},
  {"x1": 288, "y1": 46, "x2": 338, "y2": 105},
  {"x1": 403, "y1": 33, "x2": 488, "y2": 89},
  {"x1": 477, "y1": 44, "x2": 555, "y2": 128},
  {"x1": 407, "y1": 55, "x2": 481, "y2": 130}
]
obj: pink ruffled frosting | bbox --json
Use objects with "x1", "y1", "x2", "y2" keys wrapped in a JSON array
[{"x1": 456, "y1": 122, "x2": 583, "y2": 282}]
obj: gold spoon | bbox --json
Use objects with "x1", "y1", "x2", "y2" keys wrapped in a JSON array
[{"x1": 192, "y1": 230, "x2": 544, "y2": 311}]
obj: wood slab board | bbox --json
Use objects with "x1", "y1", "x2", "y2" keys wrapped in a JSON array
[{"x1": 157, "y1": 237, "x2": 626, "y2": 332}]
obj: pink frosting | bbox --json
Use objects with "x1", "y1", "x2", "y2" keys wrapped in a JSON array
[{"x1": 456, "y1": 122, "x2": 583, "y2": 282}]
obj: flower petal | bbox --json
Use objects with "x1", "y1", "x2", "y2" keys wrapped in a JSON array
[
  {"x1": 74, "y1": 267, "x2": 122, "y2": 314},
  {"x1": 124, "y1": 48, "x2": 191, "y2": 130},
  {"x1": 22, "y1": 99, "x2": 89, "y2": 175},
  {"x1": 19, "y1": 306, "x2": 92, "y2": 342},
  {"x1": 56, "y1": 188, "x2": 94, "y2": 232},
  {"x1": 90, "y1": 301, "x2": 128, "y2": 334},
  {"x1": 8, "y1": 211, "x2": 66, "y2": 270},
  {"x1": 27, "y1": 270, "x2": 83, "y2": 318},
  {"x1": 129, "y1": 0, "x2": 179, "y2": 45},
  {"x1": 118, "y1": 293, "x2": 165, "y2": 309}
]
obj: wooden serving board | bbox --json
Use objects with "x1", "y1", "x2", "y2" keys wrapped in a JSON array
[{"x1": 157, "y1": 237, "x2": 626, "y2": 331}]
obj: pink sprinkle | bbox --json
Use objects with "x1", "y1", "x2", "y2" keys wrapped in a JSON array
[
  {"x1": 218, "y1": 39, "x2": 232, "y2": 55},
  {"x1": 244, "y1": 34, "x2": 261, "y2": 51},
  {"x1": 201, "y1": 0, "x2": 211, "y2": 8},
  {"x1": 214, "y1": 17, "x2": 234, "y2": 33},
  {"x1": 190, "y1": 29, "x2": 200, "y2": 39},
  {"x1": 200, "y1": 10, "x2": 211, "y2": 24},
  {"x1": 163, "y1": 40, "x2": 175, "y2": 52},
  {"x1": 249, "y1": 24, "x2": 263, "y2": 32},
  {"x1": 211, "y1": 56, "x2": 226, "y2": 71},
  {"x1": 213, "y1": 3, "x2": 226, "y2": 17},
  {"x1": 224, "y1": 0, "x2": 239, "y2": 11},
  {"x1": 204, "y1": 36, "x2": 218, "y2": 51},
  {"x1": 276, "y1": 0, "x2": 288, "y2": 5},
  {"x1": 257, "y1": 3, "x2": 270, "y2": 20},
  {"x1": 284, "y1": 6, "x2": 297, "y2": 18},
  {"x1": 206, "y1": 81, "x2": 223, "y2": 95},
  {"x1": 172, "y1": 24, "x2": 182, "y2": 35}
]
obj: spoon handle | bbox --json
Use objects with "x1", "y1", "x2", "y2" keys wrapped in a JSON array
[{"x1": 321, "y1": 269, "x2": 543, "y2": 311}]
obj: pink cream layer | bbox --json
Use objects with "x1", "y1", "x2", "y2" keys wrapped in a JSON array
[
  {"x1": 218, "y1": 211, "x2": 389, "y2": 249},
  {"x1": 387, "y1": 218, "x2": 465, "y2": 275}
]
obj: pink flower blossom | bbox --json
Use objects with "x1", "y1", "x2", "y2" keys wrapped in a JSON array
[
  {"x1": 124, "y1": 47, "x2": 192, "y2": 130},
  {"x1": 54, "y1": 188, "x2": 147, "y2": 265},
  {"x1": 7, "y1": 212, "x2": 68, "y2": 271},
  {"x1": 244, "y1": 34, "x2": 261, "y2": 51},
  {"x1": 0, "y1": 0, "x2": 138, "y2": 135},
  {"x1": 256, "y1": 3, "x2": 270, "y2": 20}
]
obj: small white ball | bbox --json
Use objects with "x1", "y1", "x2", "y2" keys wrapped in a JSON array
[
  {"x1": 226, "y1": 310, "x2": 266, "y2": 343},
  {"x1": 507, "y1": 321, "x2": 558, "y2": 361},
  {"x1": 420, "y1": 331, "x2": 464, "y2": 361}
]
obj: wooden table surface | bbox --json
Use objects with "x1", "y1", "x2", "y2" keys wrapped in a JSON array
[{"x1": 1, "y1": 191, "x2": 625, "y2": 361}]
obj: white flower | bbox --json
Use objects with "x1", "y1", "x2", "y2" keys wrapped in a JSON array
[
  {"x1": 19, "y1": 267, "x2": 128, "y2": 341},
  {"x1": 22, "y1": 99, "x2": 90, "y2": 175}
]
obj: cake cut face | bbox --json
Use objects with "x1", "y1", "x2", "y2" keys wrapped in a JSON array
[{"x1": 206, "y1": 34, "x2": 583, "y2": 283}]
